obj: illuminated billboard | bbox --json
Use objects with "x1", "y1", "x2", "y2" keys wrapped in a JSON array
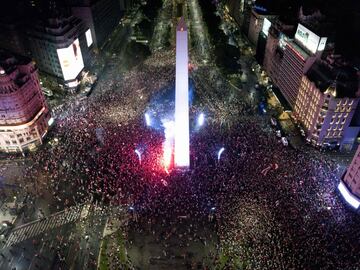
[
  {"x1": 261, "y1": 18, "x2": 271, "y2": 36},
  {"x1": 317, "y1": 37, "x2": 327, "y2": 51},
  {"x1": 294, "y1": 24, "x2": 320, "y2": 54},
  {"x1": 85, "y1": 29, "x2": 93, "y2": 47},
  {"x1": 57, "y1": 39, "x2": 84, "y2": 81}
]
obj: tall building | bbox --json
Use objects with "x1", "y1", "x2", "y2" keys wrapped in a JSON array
[
  {"x1": 174, "y1": 17, "x2": 190, "y2": 168},
  {"x1": 0, "y1": 51, "x2": 51, "y2": 154},
  {"x1": 255, "y1": 17, "x2": 276, "y2": 65},
  {"x1": 294, "y1": 61, "x2": 360, "y2": 150},
  {"x1": 248, "y1": 9, "x2": 275, "y2": 47},
  {"x1": 26, "y1": 14, "x2": 89, "y2": 88},
  {"x1": 263, "y1": 19, "x2": 295, "y2": 86},
  {"x1": 240, "y1": 0, "x2": 253, "y2": 36},
  {"x1": 68, "y1": 0, "x2": 122, "y2": 49},
  {"x1": 339, "y1": 145, "x2": 360, "y2": 209},
  {"x1": 0, "y1": 21, "x2": 29, "y2": 57},
  {"x1": 276, "y1": 24, "x2": 328, "y2": 108}
]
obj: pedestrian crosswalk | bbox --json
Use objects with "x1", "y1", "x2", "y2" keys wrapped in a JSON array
[{"x1": 3, "y1": 204, "x2": 88, "y2": 248}]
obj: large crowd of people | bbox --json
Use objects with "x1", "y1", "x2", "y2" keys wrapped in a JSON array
[{"x1": 1, "y1": 45, "x2": 360, "y2": 270}]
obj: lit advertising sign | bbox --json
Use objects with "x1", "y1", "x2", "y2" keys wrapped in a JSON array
[
  {"x1": 66, "y1": 80, "x2": 79, "y2": 88},
  {"x1": 294, "y1": 24, "x2": 320, "y2": 54},
  {"x1": 261, "y1": 18, "x2": 271, "y2": 36},
  {"x1": 317, "y1": 37, "x2": 327, "y2": 51},
  {"x1": 85, "y1": 29, "x2": 93, "y2": 47},
  {"x1": 338, "y1": 181, "x2": 360, "y2": 209},
  {"x1": 57, "y1": 39, "x2": 84, "y2": 81}
]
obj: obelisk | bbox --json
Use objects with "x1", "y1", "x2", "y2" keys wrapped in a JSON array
[{"x1": 174, "y1": 17, "x2": 190, "y2": 168}]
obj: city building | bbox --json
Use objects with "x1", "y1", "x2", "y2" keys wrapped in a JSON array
[
  {"x1": 293, "y1": 60, "x2": 360, "y2": 150},
  {"x1": 240, "y1": 0, "x2": 253, "y2": 36},
  {"x1": 26, "y1": 13, "x2": 90, "y2": 88},
  {"x1": 339, "y1": 145, "x2": 360, "y2": 209},
  {"x1": 255, "y1": 17, "x2": 276, "y2": 65},
  {"x1": 68, "y1": 0, "x2": 122, "y2": 49},
  {"x1": 276, "y1": 23, "x2": 328, "y2": 108},
  {"x1": 262, "y1": 19, "x2": 295, "y2": 87},
  {"x1": 0, "y1": 21, "x2": 29, "y2": 57},
  {"x1": 0, "y1": 51, "x2": 51, "y2": 154},
  {"x1": 248, "y1": 9, "x2": 275, "y2": 47}
]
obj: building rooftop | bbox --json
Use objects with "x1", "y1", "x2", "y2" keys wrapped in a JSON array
[
  {"x1": 0, "y1": 50, "x2": 31, "y2": 74},
  {"x1": 27, "y1": 14, "x2": 82, "y2": 47},
  {"x1": 0, "y1": 50, "x2": 35, "y2": 90},
  {"x1": 306, "y1": 62, "x2": 360, "y2": 98},
  {"x1": 287, "y1": 40, "x2": 310, "y2": 60}
]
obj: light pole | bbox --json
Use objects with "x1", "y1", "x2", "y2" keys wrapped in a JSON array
[
  {"x1": 144, "y1": 113, "x2": 151, "y2": 126},
  {"x1": 135, "y1": 149, "x2": 141, "y2": 164},
  {"x1": 217, "y1": 147, "x2": 225, "y2": 163},
  {"x1": 197, "y1": 113, "x2": 205, "y2": 127}
]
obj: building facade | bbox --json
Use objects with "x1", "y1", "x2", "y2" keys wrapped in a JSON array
[
  {"x1": 294, "y1": 62, "x2": 360, "y2": 150},
  {"x1": 26, "y1": 14, "x2": 89, "y2": 88},
  {"x1": 264, "y1": 23, "x2": 327, "y2": 108},
  {"x1": 248, "y1": 10, "x2": 275, "y2": 48},
  {"x1": 69, "y1": 0, "x2": 122, "y2": 49},
  {"x1": 343, "y1": 146, "x2": 360, "y2": 198},
  {"x1": 276, "y1": 40, "x2": 318, "y2": 107},
  {"x1": 0, "y1": 51, "x2": 50, "y2": 154},
  {"x1": 339, "y1": 145, "x2": 360, "y2": 209},
  {"x1": 263, "y1": 19, "x2": 294, "y2": 86},
  {"x1": 248, "y1": 10, "x2": 265, "y2": 47}
]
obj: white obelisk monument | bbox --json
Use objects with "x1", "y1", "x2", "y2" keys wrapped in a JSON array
[{"x1": 174, "y1": 17, "x2": 190, "y2": 168}]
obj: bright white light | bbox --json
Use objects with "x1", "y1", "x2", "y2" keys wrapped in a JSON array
[
  {"x1": 85, "y1": 29, "x2": 93, "y2": 47},
  {"x1": 197, "y1": 113, "x2": 205, "y2": 126},
  {"x1": 217, "y1": 147, "x2": 225, "y2": 161},
  {"x1": 135, "y1": 149, "x2": 141, "y2": 164},
  {"x1": 145, "y1": 113, "x2": 151, "y2": 126},
  {"x1": 66, "y1": 80, "x2": 79, "y2": 88},
  {"x1": 338, "y1": 181, "x2": 360, "y2": 209},
  {"x1": 57, "y1": 39, "x2": 84, "y2": 81},
  {"x1": 261, "y1": 18, "x2": 271, "y2": 36},
  {"x1": 174, "y1": 20, "x2": 190, "y2": 168},
  {"x1": 48, "y1": 117, "x2": 54, "y2": 126},
  {"x1": 294, "y1": 24, "x2": 321, "y2": 54}
]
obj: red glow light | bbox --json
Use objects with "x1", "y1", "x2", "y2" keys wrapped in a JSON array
[{"x1": 162, "y1": 143, "x2": 173, "y2": 173}]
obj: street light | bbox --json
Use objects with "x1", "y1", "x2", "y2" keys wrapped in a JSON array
[
  {"x1": 144, "y1": 113, "x2": 151, "y2": 126},
  {"x1": 135, "y1": 149, "x2": 141, "y2": 164},
  {"x1": 197, "y1": 113, "x2": 205, "y2": 127},
  {"x1": 217, "y1": 147, "x2": 225, "y2": 162}
]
